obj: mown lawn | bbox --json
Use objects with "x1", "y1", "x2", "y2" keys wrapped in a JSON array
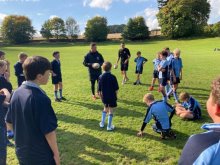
[{"x1": 1, "y1": 37, "x2": 220, "y2": 165}]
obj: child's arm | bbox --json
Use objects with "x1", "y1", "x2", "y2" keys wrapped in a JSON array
[
  {"x1": 137, "y1": 108, "x2": 152, "y2": 137},
  {"x1": 180, "y1": 69, "x2": 183, "y2": 80},
  {"x1": 116, "y1": 50, "x2": 121, "y2": 64},
  {"x1": 45, "y1": 131, "x2": 60, "y2": 165}
]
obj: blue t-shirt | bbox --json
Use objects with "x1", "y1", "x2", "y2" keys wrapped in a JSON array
[
  {"x1": 171, "y1": 57, "x2": 183, "y2": 77},
  {"x1": 5, "y1": 82, "x2": 57, "y2": 165},
  {"x1": 182, "y1": 97, "x2": 201, "y2": 119},
  {"x1": 144, "y1": 101, "x2": 174, "y2": 130},
  {"x1": 158, "y1": 59, "x2": 169, "y2": 79},
  {"x1": 134, "y1": 56, "x2": 147, "y2": 71},
  {"x1": 153, "y1": 58, "x2": 161, "y2": 71}
]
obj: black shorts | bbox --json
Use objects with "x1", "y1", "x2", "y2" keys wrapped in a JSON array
[
  {"x1": 153, "y1": 70, "x2": 159, "y2": 78},
  {"x1": 121, "y1": 63, "x2": 129, "y2": 71},
  {"x1": 159, "y1": 78, "x2": 167, "y2": 87},
  {"x1": 103, "y1": 102, "x2": 117, "y2": 108},
  {"x1": 135, "y1": 66, "x2": 143, "y2": 74},
  {"x1": 170, "y1": 77, "x2": 180, "y2": 85},
  {"x1": 90, "y1": 74, "x2": 100, "y2": 82},
  {"x1": 52, "y1": 74, "x2": 62, "y2": 84}
]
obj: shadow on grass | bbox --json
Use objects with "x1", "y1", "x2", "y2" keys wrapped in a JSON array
[
  {"x1": 57, "y1": 129, "x2": 148, "y2": 164},
  {"x1": 118, "y1": 98, "x2": 145, "y2": 107},
  {"x1": 178, "y1": 86, "x2": 210, "y2": 92}
]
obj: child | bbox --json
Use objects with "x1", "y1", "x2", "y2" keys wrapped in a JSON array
[
  {"x1": 0, "y1": 88, "x2": 10, "y2": 165},
  {"x1": 179, "y1": 76, "x2": 220, "y2": 164},
  {"x1": 0, "y1": 51, "x2": 10, "y2": 82},
  {"x1": 14, "y1": 52, "x2": 28, "y2": 87},
  {"x1": 134, "y1": 51, "x2": 148, "y2": 85},
  {"x1": 51, "y1": 51, "x2": 65, "y2": 102},
  {"x1": 158, "y1": 50, "x2": 169, "y2": 102},
  {"x1": 175, "y1": 92, "x2": 201, "y2": 120},
  {"x1": 98, "y1": 62, "x2": 119, "y2": 131},
  {"x1": 149, "y1": 52, "x2": 161, "y2": 90},
  {"x1": 137, "y1": 93, "x2": 176, "y2": 139},
  {"x1": 5, "y1": 56, "x2": 60, "y2": 165}
]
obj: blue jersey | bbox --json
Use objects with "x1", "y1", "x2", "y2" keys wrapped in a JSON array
[
  {"x1": 144, "y1": 101, "x2": 174, "y2": 130},
  {"x1": 182, "y1": 97, "x2": 201, "y2": 119},
  {"x1": 153, "y1": 58, "x2": 161, "y2": 71},
  {"x1": 179, "y1": 123, "x2": 220, "y2": 165},
  {"x1": 166, "y1": 53, "x2": 174, "y2": 65},
  {"x1": 158, "y1": 59, "x2": 169, "y2": 79},
  {"x1": 134, "y1": 56, "x2": 147, "y2": 71},
  {"x1": 171, "y1": 57, "x2": 183, "y2": 77}
]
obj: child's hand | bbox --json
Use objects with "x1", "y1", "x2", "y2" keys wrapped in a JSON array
[
  {"x1": 137, "y1": 131, "x2": 144, "y2": 137},
  {"x1": 0, "y1": 88, "x2": 10, "y2": 102},
  {"x1": 54, "y1": 154, "x2": 60, "y2": 165}
]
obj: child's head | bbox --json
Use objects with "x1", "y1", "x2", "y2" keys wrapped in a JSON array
[
  {"x1": 137, "y1": 51, "x2": 141, "y2": 57},
  {"x1": 173, "y1": 48, "x2": 181, "y2": 58},
  {"x1": 157, "y1": 52, "x2": 161, "y2": 59},
  {"x1": 207, "y1": 76, "x2": 220, "y2": 121},
  {"x1": 143, "y1": 93, "x2": 155, "y2": 106},
  {"x1": 179, "y1": 92, "x2": 190, "y2": 102},
  {"x1": 0, "y1": 60, "x2": 7, "y2": 74},
  {"x1": 121, "y1": 42, "x2": 125, "y2": 49},
  {"x1": 90, "y1": 43, "x2": 97, "y2": 52},
  {"x1": 18, "y1": 52, "x2": 28, "y2": 63},
  {"x1": 0, "y1": 51, "x2": 5, "y2": 60},
  {"x1": 53, "y1": 51, "x2": 60, "y2": 60},
  {"x1": 102, "y1": 61, "x2": 112, "y2": 72},
  {"x1": 161, "y1": 50, "x2": 168, "y2": 59},
  {"x1": 23, "y1": 56, "x2": 51, "y2": 85},
  {"x1": 164, "y1": 47, "x2": 170, "y2": 54}
]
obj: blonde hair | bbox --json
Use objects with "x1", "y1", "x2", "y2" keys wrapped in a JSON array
[
  {"x1": 0, "y1": 60, "x2": 7, "y2": 68},
  {"x1": 143, "y1": 93, "x2": 155, "y2": 103},
  {"x1": 179, "y1": 92, "x2": 190, "y2": 101},
  {"x1": 173, "y1": 48, "x2": 181, "y2": 55}
]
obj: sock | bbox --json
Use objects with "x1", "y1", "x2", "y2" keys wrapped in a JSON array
[
  {"x1": 165, "y1": 85, "x2": 169, "y2": 95},
  {"x1": 167, "y1": 88, "x2": 173, "y2": 97},
  {"x1": 163, "y1": 95, "x2": 167, "y2": 102},
  {"x1": 59, "y1": 89, "x2": 62, "y2": 98},
  {"x1": 101, "y1": 111, "x2": 107, "y2": 124},
  {"x1": 173, "y1": 92, "x2": 178, "y2": 102},
  {"x1": 107, "y1": 114, "x2": 113, "y2": 128},
  {"x1": 54, "y1": 91, "x2": 58, "y2": 99}
]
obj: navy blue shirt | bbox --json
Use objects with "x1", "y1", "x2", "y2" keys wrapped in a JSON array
[
  {"x1": 0, "y1": 74, "x2": 12, "y2": 93},
  {"x1": 98, "y1": 72, "x2": 119, "y2": 103},
  {"x1": 158, "y1": 59, "x2": 169, "y2": 79},
  {"x1": 118, "y1": 48, "x2": 131, "y2": 64},
  {"x1": 14, "y1": 61, "x2": 24, "y2": 77},
  {"x1": 5, "y1": 83, "x2": 57, "y2": 165},
  {"x1": 51, "y1": 59, "x2": 61, "y2": 75},
  {"x1": 182, "y1": 97, "x2": 201, "y2": 119},
  {"x1": 0, "y1": 94, "x2": 6, "y2": 127}
]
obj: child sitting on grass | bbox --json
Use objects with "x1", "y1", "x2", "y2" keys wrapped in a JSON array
[
  {"x1": 137, "y1": 93, "x2": 176, "y2": 139},
  {"x1": 175, "y1": 92, "x2": 201, "y2": 120},
  {"x1": 98, "y1": 62, "x2": 119, "y2": 131}
]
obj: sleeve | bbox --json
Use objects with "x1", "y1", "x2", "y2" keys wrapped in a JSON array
[
  {"x1": 134, "y1": 58, "x2": 137, "y2": 62},
  {"x1": 143, "y1": 57, "x2": 148, "y2": 63},
  {"x1": 180, "y1": 58, "x2": 183, "y2": 68},
  {"x1": 98, "y1": 76, "x2": 102, "y2": 92},
  {"x1": 51, "y1": 61, "x2": 55, "y2": 72},
  {"x1": 127, "y1": 49, "x2": 131, "y2": 57},
  {"x1": 5, "y1": 98, "x2": 13, "y2": 124},
  {"x1": 143, "y1": 107, "x2": 152, "y2": 124},
  {"x1": 189, "y1": 98, "x2": 196, "y2": 112},
  {"x1": 99, "y1": 54, "x2": 104, "y2": 66},
  {"x1": 113, "y1": 76, "x2": 119, "y2": 91},
  {"x1": 14, "y1": 64, "x2": 20, "y2": 76},
  {"x1": 83, "y1": 55, "x2": 91, "y2": 67},
  {"x1": 118, "y1": 50, "x2": 121, "y2": 59}
]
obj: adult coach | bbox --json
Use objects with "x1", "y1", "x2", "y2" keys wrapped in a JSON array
[
  {"x1": 116, "y1": 43, "x2": 131, "y2": 85},
  {"x1": 83, "y1": 43, "x2": 104, "y2": 100}
]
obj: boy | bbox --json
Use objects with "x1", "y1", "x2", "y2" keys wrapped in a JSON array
[
  {"x1": 0, "y1": 88, "x2": 10, "y2": 165},
  {"x1": 137, "y1": 93, "x2": 176, "y2": 139},
  {"x1": 116, "y1": 43, "x2": 131, "y2": 85},
  {"x1": 83, "y1": 43, "x2": 104, "y2": 100},
  {"x1": 98, "y1": 62, "x2": 119, "y2": 131},
  {"x1": 149, "y1": 52, "x2": 161, "y2": 90},
  {"x1": 175, "y1": 92, "x2": 201, "y2": 120},
  {"x1": 5, "y1": 56, "x2": 60, "y2": 165},
  {"x1": 167, "y1": 48, "x2": 183, "y2": 103},
  {"x1": 0, "y1": 51, "x2": 10, "y2": 82},
  {"x1": 179, "y1": 76, "x2": 220, "y2": 164},
  {"x1": 158, "y1": 50, "x2": 169, "y2": 102},
  {"x1": 51, "y1": 51, "x2": 65, "y2": 102},
  {"x1": 14, "y1": 52, "x2": 28, "y2": 87},
  {"x1": 134, "y1": 51, "x2": 148, "y2": 85}
]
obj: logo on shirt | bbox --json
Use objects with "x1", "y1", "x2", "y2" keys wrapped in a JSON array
[{"x1": 97, "y1": 57, "x2": 100, "y2": 60}]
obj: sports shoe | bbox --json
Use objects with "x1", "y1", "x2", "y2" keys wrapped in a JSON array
[
  {"x1": 149, "y1": 86, "x2": 154, "y2": 91},
  {"x1": 107, "y1": 125, "x2": 115, "y2": 131},
  {"x1": 125, "y1": 78, "x2": 129, "y2": 82},
  {"x1": 7, "y1": 130, "x2": 14, "y2": 139},
  {"x1": 61, "y1": 97, "x2": 67, "y2": 101},
  {"x1": 133, "y1": 82, "x2": 137, "y2": 85},
  {"x1": 99, "y1": 122, "x2": 104, "y2": 128},
  {"x1": 55, "y1": 98, "x2": 62, "y2": 102},
  {"x1": 92, "y1": 95, "x2": 97, "y2": 100}
]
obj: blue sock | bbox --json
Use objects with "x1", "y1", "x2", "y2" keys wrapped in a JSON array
[
  {"x1": 163, "y1": 96, "x2": 167, "y2": 102},
  {"x1": 101, "y1": 111, "x2": 107, "y2": 124},
  {"x1": 54, "y1": 91, "x2": 58, "y2": 99},
  {"x1": 59, "y1": 89, "x2": 62, "y2": 98},
  {"x1": 107, "y1": 114, "x2": 113, "y2": 128},
  {"x1": 167, "y1": 88, "x2": 173, "y2": 97},
  {"x1": 173, "y1": 92, "x2": 178, "y2": 102},
  {"x1": 165, "y1": 85, "x2": 169, "y2": 95}
]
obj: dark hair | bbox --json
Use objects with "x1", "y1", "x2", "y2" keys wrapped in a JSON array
[
  {"x1": 161, "y1": 50, "x2": 168, "y2": 57},
  {"x1": 23, "y1": 56, "x2": 51, "y2": 81},
  {"x1": 90, "y1": 42, "x2": 96, "y2": 48},
  {"x1": 0, "y1": 51, "x2": 5, "y2": 57},
  {"x1": 53, "y1": 51, "x2": 60, "y2": 57},
  {"x1": 164, "y1": 47, "x2": 170, "y2": 51},
  {"x1": 102, "y1": 61, "x2": 112, "y2": 72},
  {"x1": 137, "y1": 51, "x2": 141, "y2": 55}
]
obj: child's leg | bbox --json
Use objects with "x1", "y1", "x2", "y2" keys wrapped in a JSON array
[
  {"x1": 175, "y1": 106, "x2": 187, "y2": 116},
  {"x1": 0, "y1": 126, "x2": 7, "y2": 165},
  {"x1": 107, "y1": 107, "x2": 114, "y2": 130},
  {"x1": 151, "y1": 78, "x2": 156, "y2": 87},
  {"x1": 58, "y1": 82, "x2": 63, "y2": 98},
  {"x1": 173, "y1": 84, "x2": 179, "y2": 102},
  {"x1": 91, "y1": 80, "x2": 96, "y2": 96},
  {"x1": 100, "y1": 107, "x2": 107, "y2": 127},
  {"x1": 160, "y1": 85, "x2": 167, "y2": 102},
  {"x1": 179, "y1": 111, "x2": 194, "y2": 119},
  {"x1": 54, "y1": 84, "x2": 59, "y2": 99}
]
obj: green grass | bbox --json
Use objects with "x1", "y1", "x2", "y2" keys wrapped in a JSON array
[{"x1": 1, "y1": 37, "x2": 220, "y2": 165}]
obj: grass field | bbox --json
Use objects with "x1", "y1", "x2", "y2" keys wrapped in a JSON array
[{"x1": 1, "y1": 37, "x2": 220, "y2": 165}]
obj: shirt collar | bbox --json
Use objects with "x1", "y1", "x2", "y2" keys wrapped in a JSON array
[
  {"x1": 22, "y1": 81, "x2": 46, "y2": 95},
  {"x1": 201, "y1": 123, "x2": 220, "y2": 131}
]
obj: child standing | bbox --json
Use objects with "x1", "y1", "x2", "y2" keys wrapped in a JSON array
[
  {"x1": 14, "y1": 52, "x2": 28, "y2": 87},
  {"x1": 149, "y1": 52, "x2": 161, "y2": 90},
  {"x1": 98, "y1": 62, "x2": 119, "y2": 131},
  {"x1": 51, "y1": 51, "x2": 65, "y2": 102},
  {"x1": 134, "y1": 51, "x2": 148, "y2": 85},
  {"x1": 0, "y1": 51, "x2": 10, "y2": 82}
]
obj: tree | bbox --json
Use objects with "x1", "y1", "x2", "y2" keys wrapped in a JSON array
[
  {"x1": 157, "y1": 0, "x2": 210, "y2": 38},
  {"x1": 108, "y1": 24, "x2": 126, "y2": 34},
  {"x1": 65, "y1": 17, "x2": 80, "y2": 40},
  {"x1": 122, "y1": 16, "x2": 149, "y2": 41},
  {"x1": 40, "y1": 20, "x2": 52, "y2": 40},
  {"x1": 157, "y1": 0, "x2": 169, "y2": 9},
  {"x1": 84, "y1": 16, "x2": 108, "y2": 42},
  {"x1": 50, "y1": 17, "x2": 66, "y2": 40},
  {"x1": 212, "y1": 22, "x2": 220, "y2": 37},
  {"x1": 0, "y1": 15, "x2": 35, "y2": 43}
]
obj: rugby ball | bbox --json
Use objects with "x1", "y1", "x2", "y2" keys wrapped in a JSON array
[
  {"x1": 92, "y1": 63, "x2": 100, "y2": 69},
  {"x1": 114, "y1": 64, "x2": 118, "y2": 69}
]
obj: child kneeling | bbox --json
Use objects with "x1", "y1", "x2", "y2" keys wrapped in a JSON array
[
  {"x1": 98, "y1": 62, "x2": 119, "y2": 131},
  {"x1": 175, "y1": 92, "x2": 201, "y2": 120},
  {"x1": 137, "y1": 93, "x2": 176, "y2": 139}
]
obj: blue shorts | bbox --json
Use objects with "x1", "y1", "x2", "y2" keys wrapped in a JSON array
[
  {"x1": 52, "y1": 74, "x2": 62, "y2": 84},
  {"x1": 121, "y1": 63, "x2": 129, "y2": 71},
  {"x1": 159, "y1": 78, "x2": 167, "y2": 86},
  {"x1": 153, "y1": 70, "x2": 159, "y2": 78},
  {"x1": 135, "y1": 66, "x2": 143, "y2": 74}
]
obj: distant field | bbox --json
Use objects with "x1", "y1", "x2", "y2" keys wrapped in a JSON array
[{"x1": 1, "y1": 37, "x2": 220, "y2": 165}]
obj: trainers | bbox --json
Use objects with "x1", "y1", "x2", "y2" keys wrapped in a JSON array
[
  {"x1": 61, "y1": 97, "x2": 67, "y2": 101},
  {"x1": 7, "y1": 130, "x2": 14, "y2": 139},
  {"x1": 99, "y1": 122, "x2": 104, "y2": 128},
  {"x1": 55, "y1": 98, "x2": 62, "y2": 102},
  {"x1": 133, "y1": 82, "x2": 137, "y2": 85},
  {"x1": 149, "y1": 86, "x2": 154, "y2": 91},
  {"x1": 107, "y1": 125, "x2": 115, "y2": 131}
]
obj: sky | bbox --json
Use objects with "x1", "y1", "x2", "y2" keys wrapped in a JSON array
[{"x1": 0, "y1": 0, "x2": 220, "y2": 36}]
